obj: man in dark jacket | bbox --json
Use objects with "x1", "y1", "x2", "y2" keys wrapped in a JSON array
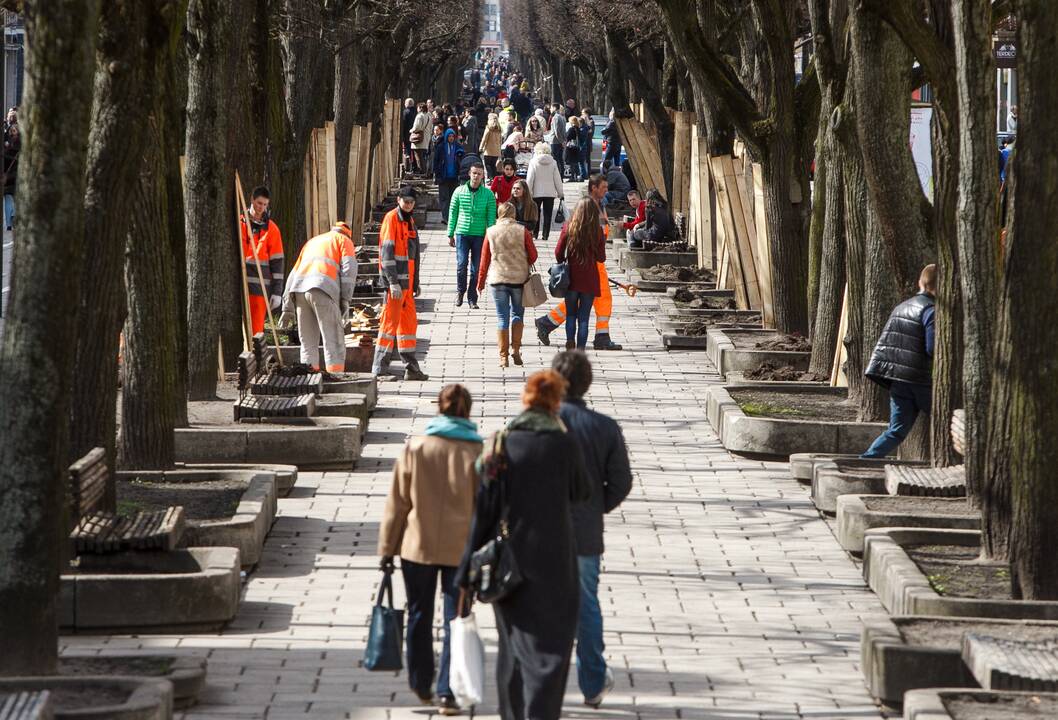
[
  {"x1": 552, "y1": 350, "x2": 633, "y2": 708},
  {"x1": 861, "y1": 264, "x2": 937, "y2": 458}
]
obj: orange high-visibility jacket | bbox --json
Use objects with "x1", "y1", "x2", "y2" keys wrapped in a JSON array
[
  {"x1": 241, "y1": 218, "x2": 285, "y2": 298},
  {"x1": 378, "y1": 208, "x2": 421, "y2": 293},
  {"x1": 283, "y1": 226, "x2": 358, "y2": 310}
]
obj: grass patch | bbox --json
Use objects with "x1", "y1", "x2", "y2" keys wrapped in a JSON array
[
  {"x1": 116, "y1": 499, "x2": 146, "y2": 517},
  {"x1": 928, "y1": 573, "x2": 950, "y2": 595},
  {"x1": 739, "y1": 401, "x2": 806, "y2": 418}
]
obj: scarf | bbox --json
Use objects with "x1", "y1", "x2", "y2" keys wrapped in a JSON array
[
  {"x1": 476, "y1": 409, "x2": 566, "y2": 483},
  {"x1": 424, "y1": 415, "x2": 483, "y2": 443}
]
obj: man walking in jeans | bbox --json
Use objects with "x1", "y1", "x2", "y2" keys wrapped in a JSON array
[
  {"x1": 447, "y1": 162, "x2": 496, "y2": 309},
  {"x1": 861, "y1": 264, "x2": 937, "y2": 458},
  {"x1": 552, "y1": 350, "x2": 633, "y2": 708}
]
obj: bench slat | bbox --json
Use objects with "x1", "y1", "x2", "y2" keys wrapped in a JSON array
[
  {"x1": 884, "y1": 464, "x2": 966, "y2": 497},
  {"x1": 963, "y1": 633, "x2": 1058, "y2": 692},
  {"x1": 0, "y1": 691, "x2": 52, "y2": 720}
]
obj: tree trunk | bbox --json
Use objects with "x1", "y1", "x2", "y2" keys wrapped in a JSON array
[
  {"x1": 185, "y1": 0, "x2": 236, "y2": 399},
  {"x1": 806, "y1": 127, "x2": 826, "y2": 338},
  {"x1": 952, "y1": 0, "x2": 1000, "y2": 515},
  {"x1": 120, "y1": 115, "x2": 180, "y2": 469},
  {"x1": 808, "y1": 130, "x2": 846, "y2": 375},
  {"x1": 760, "y1": 136, "x2": 809, "y2": 335},
  {"x1": 69, "y1": 0, "x2": 156, "y2": 495},
  {"x1": 991, "y1": 0, "x2": 1058, "y2": 599},
  {"x1": 0, "y1": 0, "x2": 100, "y2": 677}
]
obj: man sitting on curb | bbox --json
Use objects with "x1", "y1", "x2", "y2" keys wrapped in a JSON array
[{"x1": 861, "y1": 263, "x2": 937, "y2": 458}]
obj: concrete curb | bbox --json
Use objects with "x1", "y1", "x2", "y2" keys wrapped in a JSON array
[
  {"x1": 811, "y1": 461, "x2": 886, "y2": 514},
  {"x1": 61, "y1": 547, "x2": 241, "y2": 633},
  {"x1": 315, "y1": 392, "x2": 370, "y2": 432},
  {"x1": 837, "y1": 494, "x2": 979, "y2": 554},
  {"x1": 324, "y1": 374, "x2": 378, "y2": 410},
  {"x1": 902, "y1": 689, "x2": 1058, "y2": 719},
  {"x1": 172, "y1": 462, "x2": 298, "y2": 496},
  {"x1": 619, "y1": 248, "x2": 699, "y2": 270},
  {"x1": 0, "y1": 677, "x2": 174, "y2": 719},
  {"x1": 705, "y1": 328, "x2": 810, "y2": 375},
  {"x1": 61, "y1": 654, "x2": 206, "y2": 710},
  {"x1": 174, "y1": 417, "x2": 361, "y2": 469},
  {"x1": 724, "y1": 371, "x2": 826, "y2": 387},
  {"x1": 862, "y1": 527, "x2": 1058, "y2": 620},
  {"x1": 789, "y1": 453, "x2": 921, "y2": 482},
  {"x1": 705, "y1": 385, "x2": 886, "y2": 457}
]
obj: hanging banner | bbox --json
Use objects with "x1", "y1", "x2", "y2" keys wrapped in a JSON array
[
  {"x1": 994, "y1": 39, "x2": 1017, "y2": 69},
  {"x1": 909, "y1": 106, "x2": 933, "y2": 200}
]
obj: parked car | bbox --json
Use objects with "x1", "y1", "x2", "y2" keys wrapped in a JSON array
[{"x1": 592, "y1": 114, "x2": 627, "y2": 174}]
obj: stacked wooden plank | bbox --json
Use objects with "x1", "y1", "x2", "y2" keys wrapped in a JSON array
[
  {"x1": 304, "y1": 122, "x2": 339, "y2": 237},
  {"x1": 884, "y1": 464, "x2": 967, "y2": 497},
  {"x1": 234, "y1": 393, "x2": 317, "y2": 420},
  {"x1": 709, "y1": 155, "x2": 761, "y2": 311},
  {"x1": 72, "y1": 507, "x2": 186, "y2": 554},
  {"x1": 688, "y1": 125, "x2": 715, "y2": 271},
  {"x1": 615, "y1": 116, "x2": 666, "y2": 199}
]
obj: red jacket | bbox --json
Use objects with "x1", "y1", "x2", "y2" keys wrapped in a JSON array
[
  {"x1": 490, "y1": 173, "x2": 517, "y2": 204},
  {"x1": 623, "y1": 200, "x2": 646, "y2": 230},
  {"x1": 555, "y1": 224, "x2": 605, "y2": 296}
]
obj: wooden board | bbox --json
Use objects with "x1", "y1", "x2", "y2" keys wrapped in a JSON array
[
  {"x1": 354, "y1": 123, "x2": 372, "y2": 241},
  {"x1": 830, "y1": 284, "x2": 849, "y2": 387},
  {"x1": 751, "y1": 163, "x2": 775, "y2": 328},
  {"x1": 709, "y1": 156, "x2": 749, "y2": 308},
  {"x1": 710, "y1": 155, "x2": 761, "y2": 310},
  {"x1": 325, "y1": 121, "x2": 338, "y2": 228},
  {"x1": 693, "y1": 132, "x2": 716, "y2": 270},
  {"x1": 671, "y1": 112, "x2": 694, "y2": 216},
  {"x1": 314, "y1": 127, "x2": 331, "y2": 235},
  {"x1": 615, "y1": 116, "x2": 666, "y2": 200}
]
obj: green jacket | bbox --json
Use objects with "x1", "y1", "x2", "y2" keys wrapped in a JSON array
[{"x1": 447, "y1": 182, "x2": 497, "y2": 238}]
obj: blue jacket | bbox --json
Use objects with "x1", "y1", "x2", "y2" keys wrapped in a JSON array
[
  {"x1": 433, "y1": 129, "x2": 464, "y2": 181},
  {"x1": 558, "y1": 398, "x2": 633, "y2": 555}
]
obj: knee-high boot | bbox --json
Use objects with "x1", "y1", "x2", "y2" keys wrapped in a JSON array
[
  {"x1": 510, "y1": 322, "x2": 524, "y2": 366},
  {"x1": 497, "y1": 329, "x2": 510, "y2": 368}
]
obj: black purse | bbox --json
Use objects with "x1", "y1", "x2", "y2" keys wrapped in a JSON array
[
  {"x1": 469, "y1": 437, "x2": 523, "y2": 603},
  {"x1": 364, "y1": 567, "x2": 404, "y2": 671}
]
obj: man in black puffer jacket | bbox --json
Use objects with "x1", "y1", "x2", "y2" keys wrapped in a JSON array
[
  {"x1": 552, "y1": 350, "x2": 632, "y2": 709},
  {"x1": 861, "y1": 264, "x2": 937, "y2": 458}
]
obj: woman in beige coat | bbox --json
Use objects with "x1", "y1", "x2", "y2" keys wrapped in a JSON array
[
  {"x1": 378, "y1": 384, "x2": 483, "y2": 716},
  {"x1": 479, "y1": 113, "x2": 503, "y2": 179},
  {"x1": 477, "y1": 203, "x2": 539, "y2": 367}
]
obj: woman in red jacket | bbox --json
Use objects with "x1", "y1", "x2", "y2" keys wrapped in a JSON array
[
  {"x1": 489, "y1": 158, "x2": 518, "y2": 204},
  {"x1": 554, "y1": 198, "x2": 605, "y2": 349}
]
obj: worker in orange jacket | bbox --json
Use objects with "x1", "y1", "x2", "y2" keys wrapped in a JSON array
[
  {"x1": 371, "y1": 185, "x2": 428, "y2": 381},
  {"x1": 241, "y1": 186, "x2": 285, "y2": 335},
  {"x1": 280, "y1": 222, "x2": 357, "y2": 374},
  {"x1": 534, "y1": 175, "x2": 623, "y2": 350}
]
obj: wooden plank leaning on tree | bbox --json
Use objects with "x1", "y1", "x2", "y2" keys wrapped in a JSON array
[
  {"x1": 325, "y1": 121, "x2": 338, "y2": 227},
  {"x1": 671, "y1": 111, "x2": 694, "y2": 216},
  {"x1": 314, "y1": 127, "x2": 331, "y2": 235},
  {"x1": 350, "y1": 123, "x2": 373, "y2": 243},
  {"x1": 615, "y1": 117, "x2": 665, "y2": 199},
  {"x1": 751, "y1": 162, "x2": 776, "y2": 328},
  {"x1": 712, "y1": 155, "x2": 762, "y2": 309},
  {"x1": 830, "y1": 285, "x2": 849, "y2": 387},
  {"x1": 709, "y1": 155, "x2": 749, "y2": 308}
]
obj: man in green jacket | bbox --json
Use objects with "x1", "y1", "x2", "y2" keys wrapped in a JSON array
[{"x1": 447, "y1": 162, "x2": 497, "y2": 309}]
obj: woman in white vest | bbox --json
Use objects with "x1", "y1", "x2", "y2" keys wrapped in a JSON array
[{"x1": 476, "y1": 203, "x2": 539, "y2": 368}]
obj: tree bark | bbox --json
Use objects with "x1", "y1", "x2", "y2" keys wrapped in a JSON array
[
  {"x1": 121, "y1": 114, "x2": 180, "y2": 469},
  {"x1": 952, "y1": 0, "x2": 1000, "y2": 515},
  {"x1": 185, "y1": 0, "x2": 236, "y2": 399},
  {"x1": 991, "y1": 0, "x2": 1058, "y2": 599},
  {"x1": 0, "y1": 0, "x2": 100, "y2": 677},
  {"x1": 808, "y1": 130, "x2": 846, "y2": 375},
  {"x1": 69, "y1": 0, "x2": 157, "y2": 494}
]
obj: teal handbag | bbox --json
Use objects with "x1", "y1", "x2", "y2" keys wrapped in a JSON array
[{"x1": 364, "y1": 568, "x2": 404, "y2": 672}]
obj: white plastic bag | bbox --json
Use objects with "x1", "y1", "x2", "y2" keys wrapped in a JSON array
[{"x1": 449, "y1": 612, "x2": 486, "y2": 707}]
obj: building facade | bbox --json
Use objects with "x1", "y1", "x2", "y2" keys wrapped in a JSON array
[{"x1": 481, "y1": 0, "x2": 503, "y2": 49}]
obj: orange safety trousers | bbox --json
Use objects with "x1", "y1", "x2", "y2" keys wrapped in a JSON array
[
  {"x1": 546, "y1": 262, "x2": 612, "y2": 333},
  {"x1": 249, "y1": 295, "x2": 268, "y2": 335},
  {"x1": 377, "y1": 261, "x2": 418, "y2": 354}
]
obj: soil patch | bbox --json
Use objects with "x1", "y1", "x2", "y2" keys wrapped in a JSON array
[
  {"x1": 640, "y1": 240, "x2": 690, "y2": 252},
  {"x1": 117, "y1": 478, "x2": 249, "y2": 523},
  {"x1": 906, "y1": 543, "x2": 1013, "y2": 600},
  {"x1": 674, "y1": 316, "x2": 760, "y2": 335},
  {"x1": 862, "y1": 496, "x2": 975, "y2": 517},
  {"x1": 745, "y1": 361, "x2": 827, "y2": 383},
  {"x1": 897, "y1": 617, "x2": 1058, "y2": 649},
  {"x1": 755, "y1": 334, "x2": 812, "y2": 352},
  {"x1": 672, "y1": 288, "x2": 735, "y2": 309},
  {"x1": 944, "y1": 692, "x2": 1058, "y2": 719},
  {"x1": 46, "y1": 683, "x2": 132, "y2": 709},
  {"x1": 60, "y1": 656, "x2": 174, "y2": 677},
  {"x1": 641, "y1": 264, "x2": 715, "y2": 283},
  {"x1": 728, "y1": 388, "x2": 858, "y2": 421}
]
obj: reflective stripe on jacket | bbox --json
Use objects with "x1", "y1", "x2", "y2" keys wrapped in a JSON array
[
  {"x1": 283, "y1": 227, "x2": 357, "y2": 310},
  {"x1": 379, "y1": 207, "x2": 420, "y2": 291},
  {"x1": 241, "y1": 219, "x2": 285, "y2": 298}
]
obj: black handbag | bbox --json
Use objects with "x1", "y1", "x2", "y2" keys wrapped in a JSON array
[
  {"x1": 469, "y1": 441, "x2": 523, "y2": 603},
  {"x1": 553, "y1": 199, "x2": 566, "y2": 224},
  {"x1": 364, "y1": 567, "x2": 404, "y2": 671}
]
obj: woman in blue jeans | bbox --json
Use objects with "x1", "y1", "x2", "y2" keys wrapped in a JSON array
[
  {"x1": 477, "y1": 202, "x2": 538, "y2": 367},
  {"x1": 554, "y1": 198, "x2": 606, "y2": 349}
]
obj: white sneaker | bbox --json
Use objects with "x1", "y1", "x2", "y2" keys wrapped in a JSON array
[{"x1": 584, "y1": 667, "x2": 615, "y2": 709}]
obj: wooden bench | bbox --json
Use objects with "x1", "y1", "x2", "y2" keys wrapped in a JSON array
[
  {"x1": 951, "y1": 409, "x2": 966, "y2": 457},
  {"x1": 68, "y1": 449, "x2": 185, "y2": 555},
  {"x1": 884, "y1": 463, "x2": 966, "y2": 497},
  {"x1": 234, "y1": 336, "x2": 315, "y2": 421},
  {"x1": 0, "y1": 691, "x2": 52, "y2": 720},
  {"x1": 963, "y1": 633, "x2": 1058, "y2": 692},
  {"x1": 249, "y1": 333, "x2": 323, "y2": 397}
]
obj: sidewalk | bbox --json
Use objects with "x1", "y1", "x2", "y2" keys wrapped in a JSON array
[{"x1": 63, "y1": 180, "x2": 887, "y2": 719}]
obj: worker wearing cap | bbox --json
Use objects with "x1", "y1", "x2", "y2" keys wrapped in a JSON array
[
  {"x1": 242, "y1": 186, "x2": 285, "y2": 334},
  {"x1": 534, "y1": 174, "x2": 623, "y2": 350},
  {"x1": 372, "y1": 186, "x2": 429, "y2": 381},
  {"x1": 280, "y1": 222, "x2": 357, "y2": 373}
]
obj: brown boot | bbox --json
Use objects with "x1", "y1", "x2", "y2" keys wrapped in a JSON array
[
  {"x1": 498, "y1": 329, "x2": 510, "y2": 368},
  {"x1": 511, "y1": 321, "x2": 524, "y2": 366}
]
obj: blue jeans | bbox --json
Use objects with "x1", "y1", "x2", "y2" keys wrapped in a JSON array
[
  {"x1": 579, "y1": 150, "x2": 590, "y2": 180},
  {"x1": 576, "y1": 555, "x2": 607, "y2": 699},
  {"x1": 401, "y1": 559, "x2": 459, "y2": 700},
  {"x1": 565, "y1": 290, "x2": 594, "y2": 348},
  {"x1": 491, "y1": 284, "x2": 524, "y2": 329},
  {"x1": 455, "y1": 235, "x2": 484, "y2": 303},
  {"x1": 861, "y1": 380, "x2": 932, "y2": 458},
  {"x1": 3, "y1": 194, "x2": 13, "y2": 230}
]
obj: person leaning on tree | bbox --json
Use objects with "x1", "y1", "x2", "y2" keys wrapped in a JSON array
[{"x1": 860, "y1": 264, "x2": 937, "y2": 459}]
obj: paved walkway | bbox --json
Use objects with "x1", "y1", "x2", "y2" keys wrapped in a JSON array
[{"x1": 63, "y1": 180, "x2": 888, "y2": 719}]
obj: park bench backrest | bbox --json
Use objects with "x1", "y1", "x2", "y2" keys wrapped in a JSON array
[
  {"x1": 68, "y1": 448, "x2": 107, "y2": 527},
  {"x1": 236, "y1": 350, "x2": 258, "y2": 403},
  {"x1": 0, "y1": 690, "x2": 51, "y2": 720}
]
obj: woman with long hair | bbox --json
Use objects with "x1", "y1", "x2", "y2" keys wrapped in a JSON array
[
  {"x1": 510, "y1": 179, "x2": 539, "y2": 237},
  {"x1": 379, "y1": 384, "x2": 484, "y2": 716},
  {"x1": 554, "y1": 198, "x2": 605, "y2": 349},
  {"x1": 524, "y1": 115, "x2": 545, "y2": 145},
  {"x1": 479, "y1": 112, "x2": 503, "y2": 179},
  {"x1": 456, "y1": 371, "x2": 591, "y2": 720}
]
